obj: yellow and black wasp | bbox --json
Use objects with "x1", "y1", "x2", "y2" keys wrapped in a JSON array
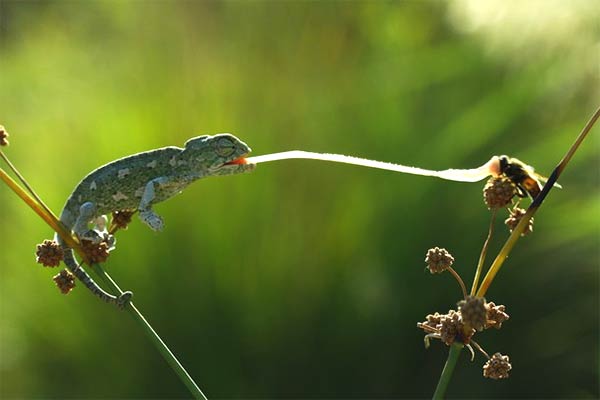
[{"x1": 496, "y1": 155, "x2": 559, "y2": 199}]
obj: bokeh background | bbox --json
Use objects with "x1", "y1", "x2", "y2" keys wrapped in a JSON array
[{"x1": 1, "y1": 1, "x2": 598, "y2": 398}]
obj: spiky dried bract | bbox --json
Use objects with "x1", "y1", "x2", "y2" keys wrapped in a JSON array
[
  {"x1": 485, "y1": 302, "x2": 510, "y2": 329},
  {"x1": 483, "y1": 176, "x2": 516, "y2": 209},
  {"x1": 81, "y1": 240, "x2": 110, "y2": 264},
  {"x1": 111, "y1": 210, "x2": 134, "y2": 230},
  {"x1": 425, "y1": 247, "x2": 454, "y2": 274},
  {"x1": 483, "y1": 352, "x2": 512, "y2": 379},
  {"x1": 458, "y1": 296, "x2": 487, "y2": 332},
  {"x1": 505, "y1": 207, "x2": 533, "y2": 236},
  {"x1": 53, "y1": 269, "x2": 76, "y2": 294},
  {"x1": 36, "y1": 239, "x2": 64, "y2": 267},
  {"x1": 423, "y1": 312, "x2": 443, "y2": 330},
  {"x1": 0, "y1": 125, "x2": 9, "y2": 146}
]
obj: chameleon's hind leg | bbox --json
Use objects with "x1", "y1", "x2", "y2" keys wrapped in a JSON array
[
  {"x1": 73, "y1": 202, "x2": 103, "y2": 243},
  {"x1": 74, "y1": 204, "x2": 116, "y2": 249},
  {"x1": 68, "y1": 202, "x2": 131, "y2": 308},
  {"x1": 62, "y1": 247, "x2": 132, "y2": 308},
  {"x1": 138, "y1": 177, "x2": 170, "y2": 232},
  {"x1": 92, "y1": 215, "x2": 116, "y2": 249}
]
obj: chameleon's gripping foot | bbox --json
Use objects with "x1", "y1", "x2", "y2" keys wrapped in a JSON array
[
  {"x1": 80, "y1": 229, "x2": 103, "y2": 244},
  {"x1": 117, "y1": 291, "x2": 133, "y2": 309},
  {"x1": 139, "y1": 210, "x2": 164, "y2": 232}
]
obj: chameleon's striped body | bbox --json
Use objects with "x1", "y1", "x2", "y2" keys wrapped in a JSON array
[{"x1": 56, "y1": 134, "x2": 254, "y2": 307}]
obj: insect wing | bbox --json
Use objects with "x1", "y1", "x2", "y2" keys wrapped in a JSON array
[{"x1": 532, "y1": 171, "x2": 563, "y2": 189}]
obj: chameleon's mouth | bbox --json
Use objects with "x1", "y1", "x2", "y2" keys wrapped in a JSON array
[
  {"x1": 219, "y1": 151, "x2": 255, "y2": 173},
  {"x1": 224, "y1": 156, "x2": 248, "y2": 165}
]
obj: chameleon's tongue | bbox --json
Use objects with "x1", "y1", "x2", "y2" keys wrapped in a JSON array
[{"x1": 224, "y1": 157, "x2": 247, "y2": 165}]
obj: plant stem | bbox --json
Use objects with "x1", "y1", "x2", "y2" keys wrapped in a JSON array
[
  {"x1": 1, "y1": 166, "x2": 62, "y2": 234},
  {"x1": 470, "y1": 209, "x2": 496, "y2": 296},
  {"x1": 447, "y1": 267, "x2": 468, "y2": 299},
  {"x1": 432, "y1": 343, "x2": 463, "y2": 399},
  {"x1": 0, "y1": 150, "x2": 56, "y2": 220},
  {"x1": 476, "y1": 106, "x2": 600, "y2": 297},
  {"x1": 90, "y1": 264, "x2": 207, "y2": 400},
  {"x1": 1, "y1": 159, "x2": 208, "y2": 399}
]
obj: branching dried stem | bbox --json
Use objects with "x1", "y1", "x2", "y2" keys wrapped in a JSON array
[
  {"x1": 476, "y1": 106, "x2": 599, "y2": 297},
  {"x1": 432, "y1": 106, "x2": 599, "y2": 396},
  {"x1": 470, "y1": 209, "x2": 497, "y2": 296},
  {"x1": 470, "y1": 339, "x2": 490, "y2": 360},
  {"x1": 447, "y1": 267, "x2": 468, "y2": 299}
]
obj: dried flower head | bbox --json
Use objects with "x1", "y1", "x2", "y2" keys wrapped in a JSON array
[
  {"x1": 483, "y1": 176, "x2": 516, "y2": 209},
  {"x1": 53, "y1": 269, "x2": 76, "y2": 294},
  {"x1": 425, "y1": 247, "x2": 454, "y2": 274},
  {"x1": 439, "y1": 310, "x2": 472, "y2": 345},
  {"x1": 0, "y1": 125, "x2": 9, "y2": 146},
  {"x1": 81, "y1": 240, "x2": 110, "y2": 264},
  {"x1": 421, "y1": 312, "x2": 443, "y2": 330},
  {"x1": 458, "y1": 296, "x2": 487, "y2": 332},
  {"x1": 35, "y1": 239, "x2": 64, "y2": 267},
  {"x1": 111, "y1": 210, "x2": 134, "y2": 231},
  {"x1": 485, "y1": 302, "x2": 510, "y2": 329},
  {"x1": 483, "y1": 352, "x2": 512, "y2": 379},
  {"x1": 505, "y1": 207, "x2": 534, "y2": 236}
]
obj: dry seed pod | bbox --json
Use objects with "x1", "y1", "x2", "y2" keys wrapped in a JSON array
[
  {"x1": 425, "y1": 247, "x2": 454, "y2": 274},
  {"x1": 53, "y1": 269, "x2": 76, "y2": 294},
  {"x1": 485, "y1": 302, "x2": 510, "y2": 329},
  {"x1": 458, "y1": 296, "x2": 487, "y2": 332},
  {"x1": 483, "y1": 352, "x2": 512, "y2": 379},
  {"x1": 36, "y1": 240, "x2": 64, "y2": 267},
  {"x1": 483, "y1": 176, "x2": 516, "y2": 209},
  {"x1": 505, "y1": 207, "x2": 534, "y2": 236}
]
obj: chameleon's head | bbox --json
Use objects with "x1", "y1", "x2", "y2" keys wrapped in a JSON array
[{"x1": 183, "y1": 133, "x2": 255, "y2": 176}]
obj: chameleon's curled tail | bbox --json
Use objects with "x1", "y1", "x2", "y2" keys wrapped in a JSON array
[{"x1": 62, "y1": 246, "x2": 132, "y2": 308}]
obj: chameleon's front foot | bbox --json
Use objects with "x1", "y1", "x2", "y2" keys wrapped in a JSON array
[
  {"x1": 139, "y1": 209, "x2": 164, "y2": 232},
  {"x1": 116, "y1": 291, "x2": 133, "y2": 309}
]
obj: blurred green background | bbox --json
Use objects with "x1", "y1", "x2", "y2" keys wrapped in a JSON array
[{"x1": 1, "y1": 1, "x2": 598, "y2": 398}]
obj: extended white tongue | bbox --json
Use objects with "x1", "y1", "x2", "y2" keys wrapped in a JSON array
[{"x1": 245, "y1": 151, "x2": 498, "y2": 183}]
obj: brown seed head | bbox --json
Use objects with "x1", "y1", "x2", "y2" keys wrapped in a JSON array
[
  {"x1": 35, "y1": 239, "x2": 64, "y2": 267},
  {"x1": 483, "y1": 176, "x2": 516, "y2": 209},
  {"x1": 439, "y1": 310, "x2": 462, "y2": 345},
  {"x1": 418, "y1": 312, "x2": 443, "y2": 333},
  {"x1": 483, "y1": 352, "x2": 512, "y2": 379},
  {"x1": 81, "y1": 240, "x2": 110, "y2": 264},
  {"x1": 505, "y1": 207, "x2": 533, "y2": 236},
  {"x1": 0, "y1": 125, "x2": 9, "y2": 146},
  {"x1": 425, "y1": 247, "x2": 454, "y2": 274},
  {"x1": 111, "y1": 210, "x2": 134, "y2": 231},
  {"x1": 485, "y1": 302, "x2": 510, "y2": 329},
  {"x1": 458, "y1": 296, "x2": 487, "y2": 332},
  {"x1": 53, "y1": 269, "x2": 76, "y2": 294}
]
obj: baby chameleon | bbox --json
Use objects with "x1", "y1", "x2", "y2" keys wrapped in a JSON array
[{"x1": 56, "y1": 134, "x2": 255, "y2": 308}]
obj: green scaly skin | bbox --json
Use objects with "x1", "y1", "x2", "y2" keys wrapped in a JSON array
[{"x1": 56, "y1": 134, "x2": 255, "y2": 308}]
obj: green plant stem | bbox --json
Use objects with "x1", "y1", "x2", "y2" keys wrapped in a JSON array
[
  {"x1": 432, "y1": 343, "x2": 463, "y2": 399},
  {"x1": 1, "y1": 150, "x2": 56, "y2": 220},
  {"x1": 470, "y1": 209, "x2": 496, "y2": 296},
  {"x1": 1, "y1": 157, "x2": 207, "y2": 399},
  {"x1": 89, "y1": 263, "x2": 207, "y2": 400},
  {"x1": 476, "y1": 105, "x2": 599, "y2": 297}
]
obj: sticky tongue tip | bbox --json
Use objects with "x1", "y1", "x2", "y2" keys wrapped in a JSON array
[
  {"x1": 225, "y1": 157, "x2": 247, "y2": 165},
  {"x1": 486, "y1": 156, "x2": 502, "y2": 177}
]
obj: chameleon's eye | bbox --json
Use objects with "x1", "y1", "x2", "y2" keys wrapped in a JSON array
[{"x1": 216, "y1": 137, "x2": 236, "y2": 157}]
